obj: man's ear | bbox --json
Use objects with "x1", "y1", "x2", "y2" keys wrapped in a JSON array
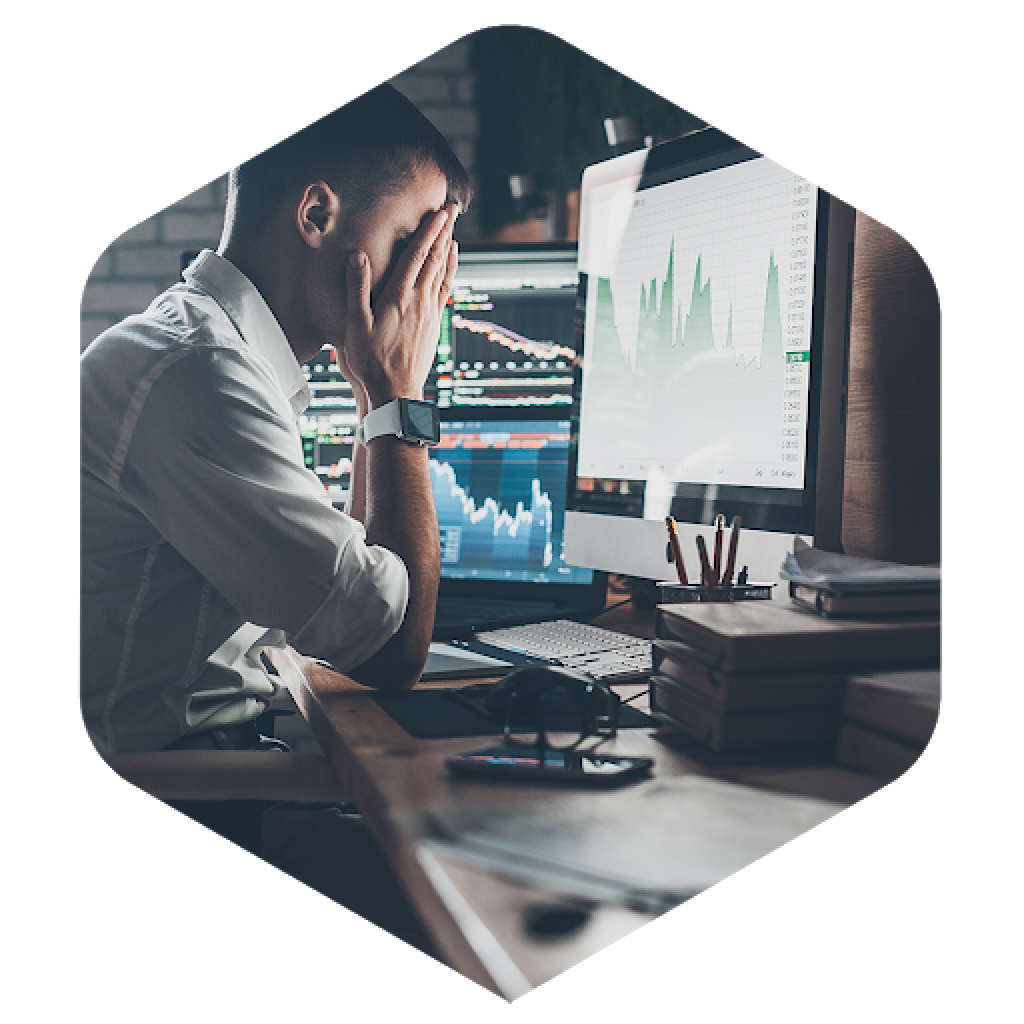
[{"x1": 295, "y1": 182, "x2": 341, "y2": 249}]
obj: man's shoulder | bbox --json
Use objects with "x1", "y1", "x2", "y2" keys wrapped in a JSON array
[
  {"x1": 80, "y1": 281, "x2": 266, "y2": 411},
  {"x1": 81, "y1": 282, "x2": 279, "y2": 481},
  {"x1": 83, "y1": 282, "x2": 240, "y2": 363}
]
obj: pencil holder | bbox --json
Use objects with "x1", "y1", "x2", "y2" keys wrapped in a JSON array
[{"x1": 656, "y1": 581, "x2": 776, "y2": 604}]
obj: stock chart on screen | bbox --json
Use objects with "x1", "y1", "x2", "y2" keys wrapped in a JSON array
[
  {"x1": 299, "y1": 347, "x2": 358, "y2": 506},
  {"x1": 577, "y1": 157, "x2": 817, "y2": 495},
  {"x1": 430, "y1": 419, "x2": 590, "y2": 584},
  {"x1": 436, "y1": 250, "x2": 579, "y2": 409}
]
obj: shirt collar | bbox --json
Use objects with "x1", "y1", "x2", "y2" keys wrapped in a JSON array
[{"x1": 184, "y1": 249, "x2": 310, "y2": 415}]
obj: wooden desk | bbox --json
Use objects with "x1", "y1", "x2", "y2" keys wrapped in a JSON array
[{"x1": 268, "y1": 611, "x2": 885, "y2": 999}]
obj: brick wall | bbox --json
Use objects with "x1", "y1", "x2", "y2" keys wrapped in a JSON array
[{"x1": 79, "y1": 39, "x2": 478, "y2": 352}]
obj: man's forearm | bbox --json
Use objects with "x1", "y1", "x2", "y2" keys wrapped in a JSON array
[{"x1": 343, "y1": 437, "x2": 439, "y2": 688}]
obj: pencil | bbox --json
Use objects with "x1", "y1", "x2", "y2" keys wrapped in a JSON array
[
  {"x1": 695, "y1": 534, "x2": 715, "y2": 586},
  {"x1": 665, "y1": 516, "x2": 688, "y2": 585},
  {"x1": 721, "y1": 515, "x2": 742, "y2": 587}
]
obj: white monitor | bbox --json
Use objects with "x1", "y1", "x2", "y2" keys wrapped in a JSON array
[{"x1": 563, "y1": 127, "x2": 856, "y2": 588}]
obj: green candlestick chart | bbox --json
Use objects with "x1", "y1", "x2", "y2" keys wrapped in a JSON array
[{"x1": 580, "y1": 240, "x2": 788, "y2": 475}]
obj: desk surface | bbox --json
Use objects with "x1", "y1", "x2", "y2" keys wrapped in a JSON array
[{"x1": 270, "y1": 602, "x2": 886, "y2": 999}]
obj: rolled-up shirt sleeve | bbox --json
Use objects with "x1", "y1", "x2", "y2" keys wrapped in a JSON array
[{"x1": 116, "y1": 342, "x2": 408, "y2": 669}]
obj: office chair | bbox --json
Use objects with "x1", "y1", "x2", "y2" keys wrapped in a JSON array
[{"x1": 107, "y1": 686, "x2": 348, "y2": 856}]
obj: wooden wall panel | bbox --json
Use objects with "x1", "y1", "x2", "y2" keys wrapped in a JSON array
[{"x1": 842, "y1": 213, "x2": 941, "y2": 564}]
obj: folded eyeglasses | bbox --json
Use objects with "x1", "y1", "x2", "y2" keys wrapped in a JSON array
[{"x1": 499, "y1": 675, "x2": 621, "y2": 752}]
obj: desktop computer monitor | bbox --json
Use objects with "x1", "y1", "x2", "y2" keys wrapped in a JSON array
[
  {"x1": 299, "y1": 245, "x2": 581, "y2": 507},
  {"x1": 428, "y1": 247, "x2": 599, "y2": 605},
  {"x1": 563, "y1": 127, "x2": 856, "y2": 586}
]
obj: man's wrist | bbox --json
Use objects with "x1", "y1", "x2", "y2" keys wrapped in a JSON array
[
  {"x1": 344, "y1": 376, "x2": 368, "y2": 419},
  {"x1": 358, "y1": 397, "x2": 440, "y2": 447}
]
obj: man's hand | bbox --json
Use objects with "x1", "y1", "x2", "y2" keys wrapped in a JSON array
[{"x1": 342, "y1": 203, "x2": 458, "y2": 409}]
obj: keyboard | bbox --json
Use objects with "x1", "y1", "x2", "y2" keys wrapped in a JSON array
[{"x1": 474, "y1": 619, "x2": 652, "y2": 684}]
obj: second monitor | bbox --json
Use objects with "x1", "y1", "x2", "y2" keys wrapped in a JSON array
[
  {"x1": 300, "y1": 244, "x2": 581, "y2": 507},
  {"x1": 436, "y1": 245, "x2": 579, "y2": 410}
]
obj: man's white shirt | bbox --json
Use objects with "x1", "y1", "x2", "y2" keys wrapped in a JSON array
[{"x1": 81, "y1": 249, "x2": 409, "y2": 757}]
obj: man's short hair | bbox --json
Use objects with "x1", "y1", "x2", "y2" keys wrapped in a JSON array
[{"x1": 228, "y1": 84, "x2": 472, "y2": 236}]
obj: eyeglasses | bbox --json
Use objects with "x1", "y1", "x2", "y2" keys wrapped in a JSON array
[{"x1": 502, "y1": 680, "x2": 620, "y2": 752}]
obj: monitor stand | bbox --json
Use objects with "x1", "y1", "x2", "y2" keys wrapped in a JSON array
[{"x1": 564, "y1": 510, "x2": 806, "y2": 598}]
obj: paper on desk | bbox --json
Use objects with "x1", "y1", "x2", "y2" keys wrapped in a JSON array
[
  {"x1": 420, "y1": 776, "x2": 842, "y2": 913},
  {"x1": 781, "y1": 538, "x2": 941, "y2": 593},
  {"x1": 421, "y1": 643, "x2": 514, "y2": 681}
]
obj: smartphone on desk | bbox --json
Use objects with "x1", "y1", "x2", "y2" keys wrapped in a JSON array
[{"x1": 446, "y1": 746, "x2": 653, "y2": 786}]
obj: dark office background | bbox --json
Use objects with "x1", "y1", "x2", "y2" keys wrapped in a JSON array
[{"x1": 468, "y1": 27, "x2": 703, "y2": 236}]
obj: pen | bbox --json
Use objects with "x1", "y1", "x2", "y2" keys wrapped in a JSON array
[
  {"x1": 665, "y1": 516, "x2": 689, "y2": 585},
  {"x1": 712, "y1": 514, "x2": 725, "y2": 584},
  {"x1": 721, "y1": 515, "x2": 742, "y2": 587},
  {"x1": 695, "y1": 534, "x2": 715, "y2": 586}
]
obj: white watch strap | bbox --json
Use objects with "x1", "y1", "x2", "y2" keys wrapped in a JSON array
[{"x1": 356, "y1": 400, "x2": 403, "y2": 445}]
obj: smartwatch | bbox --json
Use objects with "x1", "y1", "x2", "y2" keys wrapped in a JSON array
[{"x1": 356, "y1": 398, "x2": 441, "y2": 447}]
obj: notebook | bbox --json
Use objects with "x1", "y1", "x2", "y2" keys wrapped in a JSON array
[{"x1": 430, "y1": 415, "x2": 607, "y2": 639}]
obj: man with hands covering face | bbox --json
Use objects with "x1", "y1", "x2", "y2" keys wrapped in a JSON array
[
  {"x1": 248, "y1": 179, "x2": 461, "y2": 692},
  {"x1": 81, "y1": 84, "x2": 470, "y2": 758},
  {"x1": 80, "y1": 84, "x2": 471, "y2": 953}
]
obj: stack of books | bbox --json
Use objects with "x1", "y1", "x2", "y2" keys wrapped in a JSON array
[
  {"x1": 834, "y1": 669, "x2": 940, "y2": 779},
  {"x1": 781, "y1": 541, "x2": 940, "y2": 619},
  {"x1": 651, "y1": 601, "x2": 940, "y2": 756},
  {"x1": 780, "y1": 545, "x2": 941, "y2": 774}
]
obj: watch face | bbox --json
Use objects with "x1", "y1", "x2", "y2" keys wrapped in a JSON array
[{"x1": 401, "y1": 399, "x2": 440, "y2": 444}]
